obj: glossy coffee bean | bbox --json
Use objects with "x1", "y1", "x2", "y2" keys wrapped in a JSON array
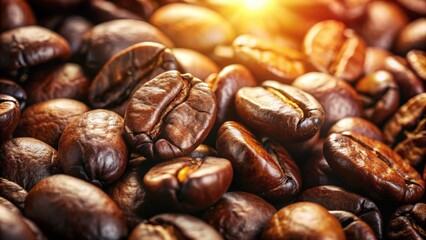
[
  {"x1": 129, "y1": 213, "x2": 223, "y2": 240},
  {"x1": 0, "y1": 26, "x2": 71, "y2": 73},
  {"x1": 109, "y1": 0, "x2": 157, "y2": 20},
  {"x1": 292, "y1": 72, "x2": 362, "y2": 135},
  {"x1": 324, "y1": 132, "x2": 425, "y2": 204},
  {"x1": 0, "y1": 177, "x2": 27, "y2": 211},
  {"x1": 79, "y1": 19, "x2": 174, "y2": 75},
  {"x1": 0, "y1": 79, "x2": 26, "y2": 109},
  {"x1": 407, "y1": 50, "x2": 426, "y2": 81},
  {"x1": 355, "y1": 71, "x2": 400, "y2": 125},
  {"x1": 0, "y1": 204, "x2": 36, "y2": 240},
  {"x1": 173, "y1": 48, "x2": 219, "y2": 80},
  {"x1": 56, "y1": 15, "x2": 93, "y2": 54},
  {"x1": 25, "y1": 174, "x2": 127, "y2": 240},
  {"x1": 87, "y1": 0, "x2": 142, "y2": 23},
  {"x1": 186, "y1": 144, "x2": 217, "y2": 159},
  {"x1": 330, "y1": 211, "x2": 377, "y2": 240},
  {"x1": 232, "y1": 34, "x2": 307, "y2": 84},
  {"x1": 297, "y1": 185, "x2": 384, "y2": 239},
  {"x1": 25, "y1": 63, "x2": 90, "y2": 105},
  {"x1": 236, "y1": 80, "x2": 324, "y2": 142},
  {"x1": 383, "y1": 93, "x2": 426, "y2": 168},
  {"x1": 59, "y1": 109, "x2": 128, "y2": 186},
  {"x1": 364, "y1": 47, "x2": 392, "y2": 75},
  {"x1": 261, "y1": 202, "x2": 345, "y2": 240},
  {"x1": 386, "y1": 203, "x2": 426, "y2": 240},
  {"x1": 89, "y1": 42, "x2": 179, "y2": 110},
  {"x1": 328, "y1": 117, "x2": 384, "y2": 142},
  {"x1": 216, "y1": 121, "x2": 302, "y2": 204},
  {"x1": 150, "y1": 3, "x2": 235, "y2": 53},
  {"x1": 394, "y1": 18, "x2": 426, "y2": 55},
  {"x1": 0, "y1": 0, "x2": 36, "y2": 33},
  {"x1": 0, "y1": 137, "x2": 61, "y2": 191},
  {"x1": 202, "y1": 191, "x2": 276, "y2": 240},
  {"x1": 16, "y1": 98, "x2": 90, "y2": 147},
  {"x1": 303, "y1": 20, "x2": 365, "y2": 83},
  {"x1": 124, "y1": 70, "x2": 216, "y2": 160},
  {"x1": 0, "y1": 94, "x2": 20, "y2": 141},
  {"x1": 144, "y1": 156, "x2": 232, "y2": 212}
]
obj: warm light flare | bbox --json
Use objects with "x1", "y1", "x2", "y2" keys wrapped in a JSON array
[{"x1": 242, "y1": 0, "x2": 269, "y2": 12}]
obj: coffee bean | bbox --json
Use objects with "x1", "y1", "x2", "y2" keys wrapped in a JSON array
[
  {"x1": 328, "y1": 117, "x2": 384, "y2": 142},
  {"x1": 0, "y1": 204, "x2": 36, "y2": 240},
  {"x1": 386, "y1": 203, "x2": 426, "y2": 240},
  {"x1": 0, "y1": 0, "x2": 36, "y2": 33},
  {"x1": 329, "y1": 210, "x2": 377, "y2": 240},
  {"x1": 173, "y1": 48, "x2": 219, "y2": 81},
  {"x1": 0, "y1": 177, "x2": 27, "y2": 211},
  {"x1": 0, "y1": 79, "x2": 27, "y2": 109},
  {"x1": 0, "y1": 94, "x2": 20, "y2": 141},
  {"x1": 406, "y1": 50, "x2": 426, "y2": 81}
]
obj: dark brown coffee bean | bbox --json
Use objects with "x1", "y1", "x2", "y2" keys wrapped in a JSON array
[
  {"x1": 56, "y1": 16, "x2": 93, "y2": 54},
  {"x1": 0, "y1": 137, "x2": 61, "y2": 191},
  {"x1": 150, "y1": 3, "x2": 235, "y2": 53},
  {"x1": 124, "y1": 70, "x2": 216, "y2": 160},
  {"x1": 0, "y1": 26, "x2": 71, "y2": 73},
  {"x1": 0, "y1": 196, "x2": 21, "y2": 214},
  {"x1": 0, "y1": 0, "x2": 36, "y2": 33},
  {"x1": 16, "y1": 98, "x2": 90, "y2": 147},
  {"x1": 173, "y1": 48, "x2": 219, "y2": 80},
  {"x1": 355, "y1": 71, "x2": 400, "y2": 125},
  {"x1": 0, "y1": 177, "x2": 27, "y2": 211},
  {"x1": 109, "y1": 0, "x2": 157, "y2": 20},
  {"x1": 232, "y1": 34, "x2": 307, "y2": 84},
  {"x1": 292, "y1": 72, "x2": 362, "y2": 135},
  {"x1": 364, "y1": 47, "x2": 392, "y2": 75},
  {"x1": 236, "y1": 80, "x2": 324, "y2": 142},
  {"x1": 261, "y1": 202, "x2": 345, "y2": 240},
  {"x1": 202, "y1": 191, "x2": 276, "y2": 240},
  {"x1": 0, "y1": 78, "x2": 26, "y2": 109},
  {"x1": 143, "y1": 156, "x2": 232, "y2": 212},
  {"x1": 186, "y1": 144, "x2": 217, "y2": 159},
  {"x1": 407, "y1": 50, "x2": 426, "y2": 81},
  {"x1": 386, "y1": 203, "x2": 426, "y2": 240},
  {"x1": 58, "y1": 109, "x2": 128, "y2": 187},
  {"x1": 23, "y1": 218, "x2": 47, "y2": 240},
  {"x1": 330, "y1": 211, "x2": 377, "y2": 240},
  {"x1": 87, "y1": 0, "x2": 143, "y2": 23},
  {"x1": 0, "y1": 204, "x2": 36, "y2": 240},
  {"x1": 79, "y1": 19, "x2": 174, "y2": 75},
  {"x1": 383, "y1": 93, "x2": 426, "y2": 168},
  {"x1": 297, "y1": 185, "x2": 384, "y2": 239},
  {"x1": 0, "y1": 94, "x2": 20, "y2": 141},
  {"x1": 328, "y1": 117, "x2": 384, "y2": 142},
  {"x1": 216, "y1": 121, "x2": 302, "y2": 204},
  {"x1": 324, "y1": 132, "x2": 425, "y2": 204},
  {"x1": 303, "y1": 20, "x2": 365, "y2": 83},
  {"x1": 29, "y1": 0, "x2": 83, "y2": 10},
  {"x1": 394, "y1": 18, "x2": 426, "y2": 55},
  {"x1": 129, "y1": 213, "x2": 223, "y2": 240},
  {"x1": 25, "y1": 63, "x2": 90, "y2": 105},
  {"x1": 89, "y1": 42, "x2": 179, "y2": 110},
  {"x1": 25, "y1": 174, "x2": 127, "y2": 240}
]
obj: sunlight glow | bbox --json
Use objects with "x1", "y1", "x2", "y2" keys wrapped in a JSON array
[{"x1": 242, "y1": 0, "x2": 269, "y2": 11}]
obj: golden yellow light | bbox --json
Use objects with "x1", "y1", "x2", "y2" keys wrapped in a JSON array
[{"x1": 242, "y1": 0, "x2": 269, "y2": 12}]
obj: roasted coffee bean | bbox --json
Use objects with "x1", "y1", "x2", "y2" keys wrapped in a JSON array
[
  {"x1": 216, "y1": 121, "x2": 302, "y2": 204},
  {"x1": 297, "y1": 185, "x2": 384, "y2": 239},
  {"x1": 328, "y1": 117, "x2": 384, "y2": 142},
  {"x1": 0, "y1": 204, "x2": 36, "y2": 240},
  {"x1": 173, "y1": 48, "x2": 219, "y2": 80},
  {"x1": 383, "y1": 93, "x2": 426, "y2": 168},
  {"x1": 0, "y1": 94, "x2": 20, "y2": 141},
  {"x1": 303, "y1": 20, "x2": 365, "y2": 83},
  {"x1": 109, "y1": 0, "x2": 157, "y2": 20},
  {"x1": 396, "y1": 0, "x2": 426, "y2": 15},
  {"x1": 24, "y1": 63, "x2": 89, "y2": 105},
  {"x1": 79, "y1": 19, "x2": 174, "y2": 75},
  {"x1": 236, "y1": 80, "x2": 324, "y2": 142},
  {"x1": 202, "y1": 191, "x2": 276, "y2": 240},
  {"x1": 394, "y1": 18, "x2": 426, "y2": 56},
  {"x1": 186, "y1": 144, "x2": 217, "y2": 159},
  {"x1": 129, "y1": 213, "x2": 223, "y2": 240},
  {"x1": 124, "y1": 70, "x2": 216, "y2": 160},
  {"x1": 25, "y1": 174, "x2": 127, "y2": 240},
  {"x1": 324, "y1": 132, "x2": 425, "y2": 204},
  {"x1": 56, "y1": 16, "x2": 93, "y2": 54},
  {"x1": 364, "y1": 47, "x2": 392, "y2": 75},
  {"x1": 355, "y1": 71, "x2": 400, "y2": 125},
  {"x1": 330, "y1": 211, "x2": 377, "y2": 240},
  {"x1": 407, "y1": 50, "x2": 426, "y2": 81},
  {"x1": 23, "y1": 218, "x2": 47, "y2": 240},
  {"x1": 0, "y1": 79, "x2": 26, "y2": 109},
  {"x1": 89, "y1": 42, "x2": 179, "y2": 110},
  {"x1": 261, "y1": 202, "x2": 345, "y2": 240},
  {"x1": 59, "y1": 109, "x2": 128, "y2": 187},
  {"x1": 0, "y1": 177, "x2": 27, "y2": 211},
  {"x1": 0, "y1": 137, "x2": 61, "y2": 191},
  {"x1": 0, "y1": 196, "x2": 21, "y2": 214},
  {"x1": 292, "y1": 72, "x2": 362, "y2": 135},
  {"x1": 150, "y1": 3, "x2": 235, "y2": 53},
  {"x1": 29, "y1": 0, "x2": 84, "y2": 10},
  {"x1": 0, "y1": 26, "x2": 71, "y2": 73},
  {"x1": 143, "y1": 156, "x2": 232, "y2": 212},
  {"x1": 232, "y1": 34, "x2": 307, "y2": 84},
  {"x1": 386, "y1": 203, "x2": 426, "y2": 240},
  {"x1": 87, "y1": 0, "x2": 142, "y2": 23},
  {"x1": 0, "y1": 0, "x2": 35, "y2": 33},
  {"x1": 16, "y1": 98, "x2": 90, "y2": 147}
]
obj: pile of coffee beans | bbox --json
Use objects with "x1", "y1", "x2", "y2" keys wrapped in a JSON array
[{"x1": 0, "y1": 0, "x2": 425, "y2": 239}]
